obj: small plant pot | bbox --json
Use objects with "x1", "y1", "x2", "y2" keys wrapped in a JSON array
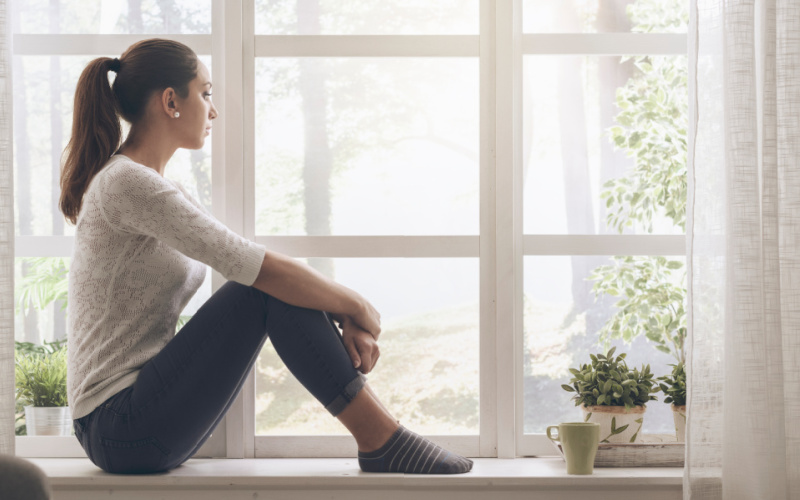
[
  {"x1": 582, "y1": 404, "x2": 646, "y2": 443},
  {"x1": 672, "y1": 405, "x2": 686, "y2": 442},
  {"x1": 24, "y1": 406, "x2": 71, "y2": 436}
]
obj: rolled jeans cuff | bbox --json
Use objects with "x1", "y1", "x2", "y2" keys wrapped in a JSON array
[{"x1": 325, "y1": 373, "x2": 367, "y2": 416}]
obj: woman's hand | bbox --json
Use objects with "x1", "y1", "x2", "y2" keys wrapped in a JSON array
[
  {"x1": 333, "y1": 315, "x2": 381, "y2": 374},
  {"x1": 351, "y1": 299, "x2": 381, "y2": 340},
  {"x1": 330, "y1": 296, "x2": 381, "y2": 341}
]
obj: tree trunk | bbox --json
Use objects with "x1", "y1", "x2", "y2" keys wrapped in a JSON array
[
  {"x1": 597, "y1": 0, "x2": 635, "y2": 235},
  {"x1": 12, "y1": 7, "x2": 40, "y2": 343},
  {"x1": 556, "y1": 2, "x2": 596, "y2": 314},
  {"x1": 50, "y1": 0, "x2": 66, "y2": 340},
  {"x1": 579, "y1": 0, "x2": 637, "y2": 338},
  {"x1": 156, "y1": 0, "x2": 179, "y2": 32},
  {"x1": 128, "y1": 0, "x2": 142, "y2": 32},
  {"x1": 297, "y1": 0, "x2": 334, "y2": 277}
]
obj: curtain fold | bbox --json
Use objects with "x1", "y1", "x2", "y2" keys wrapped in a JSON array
[
  {"x1": 0, "y1": 0, "x2": 13, "y2": 456},
  {"x1": 687, "y1": 0, "x2": 800, "y2": 498}
]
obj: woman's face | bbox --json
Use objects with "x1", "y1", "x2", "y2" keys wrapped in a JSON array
[{"x1": 174, "y1": 61, "x2": 217, "y2": 150}]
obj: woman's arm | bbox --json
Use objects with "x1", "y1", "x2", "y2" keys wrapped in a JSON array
[
  {"x1": 250, "y1": 250, "x2": 381, "y2": 340},
  {"x1": 251, "y1": 250, "x2": 382, "y2": 373}
]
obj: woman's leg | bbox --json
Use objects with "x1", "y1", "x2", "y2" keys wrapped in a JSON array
[
  {"x1": 76, "y1": 282, "x2": 276, "y2": 472},
  {"x1": 77, "y1": 281, "x2": 470, "y2": 474}
]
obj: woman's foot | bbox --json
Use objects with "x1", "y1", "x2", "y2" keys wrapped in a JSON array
[
  {"x1": 358, "y1": 426, "x2": 473, "y2": 474},
  {"x1": 337, "y1": 385, "x2": 473, "y2": 474}
]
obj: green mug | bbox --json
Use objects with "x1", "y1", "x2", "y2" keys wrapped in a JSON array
[{"x1": 546, "y1": 422, "x2": 600, "y2": 475}]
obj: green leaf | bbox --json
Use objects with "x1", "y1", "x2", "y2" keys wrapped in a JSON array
[{"x1": 610, "y1": 424, "x2": 630, "y2": 435}]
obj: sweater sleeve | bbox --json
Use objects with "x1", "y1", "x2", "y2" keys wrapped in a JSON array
[{"x1": 97, "y1": 160, "x2": 265, "y2": 286}]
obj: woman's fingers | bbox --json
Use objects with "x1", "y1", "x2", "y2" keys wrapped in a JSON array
[
  {"x1": 353, "y1": 334, "x2": 380, "y2": 374},
  {"x1": 341, "y1": 323, "x2": 380, "y2": 374},
  {"x1": 343, "y1": 335, "x2": 362, "y2": 370}
]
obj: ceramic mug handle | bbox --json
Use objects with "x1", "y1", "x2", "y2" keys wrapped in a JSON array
[{"x1": 546, "y1": 425, "x2": 560, "y2": 442}]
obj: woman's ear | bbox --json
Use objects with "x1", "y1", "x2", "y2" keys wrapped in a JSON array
[{"x1": 160, "y1": 87, "x2": 178, "y2": 118}]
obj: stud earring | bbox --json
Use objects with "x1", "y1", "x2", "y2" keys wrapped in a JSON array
[{"x1": 173, "y1": 111, "x2": 180, "y2": 118}]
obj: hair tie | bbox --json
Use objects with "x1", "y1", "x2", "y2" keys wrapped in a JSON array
[{"x1": 109, "y1": 58, "x2": 121, "y2": 73}]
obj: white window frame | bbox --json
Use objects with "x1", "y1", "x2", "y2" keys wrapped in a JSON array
[{"x1": 12, "y1": 0, "x2": 688, "y2": 459}]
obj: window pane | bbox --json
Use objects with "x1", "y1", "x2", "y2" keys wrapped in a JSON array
[
  {"x1": 256, "y1": 258, "x2": 479, "y2": 436},
  {"x1": 523, "y1": 255, "x2": 685, "y2": 435},
  {"x1": 522, "y1": 0, "x2": 688, "y2": 34},
  {"x1": 13, "y1": 56, "x2": 212, "y2": 236},
  {"x1": 14, "y1": 0, "x2": 211, "y2": 34},
  {"x1": 255, "y1": 58, "x2": 478, "y2": 236},
  {"x1": 523, "y1": 55, "x2": 687, "y2": 235},
  {"x1": 15, "y1": 257, "x2": 69, "y2": 345},
  {"x1": 255, "y1": 0, "x2": 478, "y2": 35}
]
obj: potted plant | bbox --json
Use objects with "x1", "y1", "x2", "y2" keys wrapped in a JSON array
[
  {"x1": 15, "y1": 340, "x2": 71, "y2": 436},
  {"x1": 562, "y1": 347, "x2": 658, "y2": 443},
  {"x1": 657, "y1": 361, "x2": 686, "y2": 441}
]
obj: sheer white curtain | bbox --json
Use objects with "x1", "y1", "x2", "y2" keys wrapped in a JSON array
[
  {"x1": 0, "y1": 0, "x2": 13, "y2": 456},
  {"x1": 687, "y1": 0, "x2": 800, "y2": 499}
]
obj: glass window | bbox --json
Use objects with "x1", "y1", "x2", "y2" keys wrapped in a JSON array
[
  {"x1": 523, "y1": 255, "x2": 685, "y2": 435},
  {"x1": 256, "y1": 257, "x2": 479, "y2": 436},
  {"x1": 10, "y1": 0, "x2": 689, "y2": 458},
  {"x1": 255, "y1": 0, "x2": 479, "y2": 35},
  {"x1": 522, "y1": 55, "x2": 687, "y2": 235},
  {"x1": 522, "y1": 0, "x2": 688, "y2": 34},
  {"x1": 14, "y1": 0, "x2": 212, "y2": 35},
  {"x1": 255, "y1": 58, "x2": 479, "y2": 236}
]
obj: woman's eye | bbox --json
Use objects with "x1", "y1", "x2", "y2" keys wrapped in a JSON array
[{"x1": 203, "y1": 93, "x2": 212, "y2": 100}]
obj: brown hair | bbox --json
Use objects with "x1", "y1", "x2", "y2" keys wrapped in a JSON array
[{"x1": 59, "y1": 39, "x2": 199, "y2": 224}]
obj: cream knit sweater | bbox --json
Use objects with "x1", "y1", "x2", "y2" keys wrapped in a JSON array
[{"x1": 67, "y1": 155, "x2": 266, "y2": 420}]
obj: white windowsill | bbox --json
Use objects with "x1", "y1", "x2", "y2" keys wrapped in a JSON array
[{"x1": 29, "y1": 457, "x2": 683, "y2": 500}]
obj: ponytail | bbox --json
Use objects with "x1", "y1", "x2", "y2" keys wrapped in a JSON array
[
  {"x1": 59, "y1": 39, "x2": 198, "y2": 225},
  {"x1": 59, "y1": 57, "x2": 121, "y2": 225}
]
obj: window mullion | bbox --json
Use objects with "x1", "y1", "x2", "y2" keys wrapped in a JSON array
[
  {"x1": 242, "y1": 0, "x2": 257, "y2": 459},
  {"x1": 479, "y1": 0, "x2": 498, "y2": 458},
  {"x1": 495, "y1": 0, "x2": 523, "y2": 459},
  {"x1": 216, "y1": 0, "x2": 247, "y2": 460}
]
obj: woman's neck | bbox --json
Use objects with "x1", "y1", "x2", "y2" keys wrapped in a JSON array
[{"x1": 118, "y1": 125, "x2": 178, "y2": 176}]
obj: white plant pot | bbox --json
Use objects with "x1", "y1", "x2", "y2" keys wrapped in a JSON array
[
  {"x1": 582, "y1": 405, "x2": 646, "y2": 444},
  {"x1": 24, "y1": 406, "x2": 72, "y2": 436},
  {"x1": 672, "y1": 405, "x2": 686, "y2": 442}
]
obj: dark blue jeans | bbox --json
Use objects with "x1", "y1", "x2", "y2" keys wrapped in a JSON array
[{"x1": 73, "y1": 281, "x2": 365, "y2": 474}]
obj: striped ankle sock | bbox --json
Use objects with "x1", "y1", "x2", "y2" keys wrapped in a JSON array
[{"x1": 358, "y1": 426, "x2": 473, "y2": 474}]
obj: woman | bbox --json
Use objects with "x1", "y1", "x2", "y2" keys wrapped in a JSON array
[{"x1": 61, "y1": 38, "x2": 472, "y2": 475}]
